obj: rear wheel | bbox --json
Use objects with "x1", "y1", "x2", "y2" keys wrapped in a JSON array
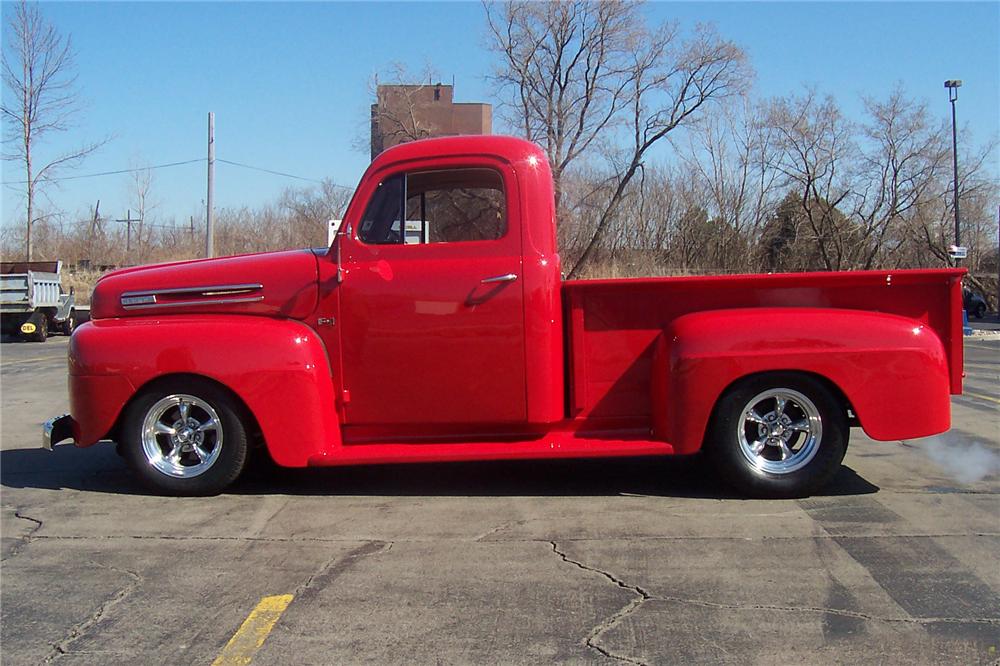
[
  {"x1": 22, "y1": 312, "x2": 47, "y2": 342},
  {"x1": 120, "y1": 378, "x2": 249, "y2": 495},
  {"x1": 973, "y1": 303, "x2": 986, "y2": 320},
  {"x1": 706, "y1": 373, "x2": 848, "y2": 498}
]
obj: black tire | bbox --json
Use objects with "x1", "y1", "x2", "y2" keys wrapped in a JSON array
[
  {"x1": 24, "y1": 312, "x2": 47, "y2": 342},
  {"x1": 705, "y1": 372, "x2": 848, "y2": 499},
  {"x1": 61, "y1": 310, "x2": 76, "y2": 335},
  {"x1": 973, "y1": 303, "x2": 986, "y2": 320},
  {"x1": 0, "y1": 315, "x2": 18, "y2": 336},
  {"x1": 120, "y1": 377, "x2": 250, "y2": 496}
]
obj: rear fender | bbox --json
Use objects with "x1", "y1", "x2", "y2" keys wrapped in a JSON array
[
  {"x1": 69, "y1": 316, "x2": 340, "y2": 466},
  {"x1": 651, "y1": 308, "x2": 951, "y2": 454}
]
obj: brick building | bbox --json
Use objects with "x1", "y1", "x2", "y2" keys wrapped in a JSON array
[{"x1": 370, "y1": 84, "x2": 492, "y2": 160}]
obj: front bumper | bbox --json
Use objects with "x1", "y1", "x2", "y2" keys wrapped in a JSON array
[{"x1": 42, "y1": 414, "x2": 75, "y2": 450}]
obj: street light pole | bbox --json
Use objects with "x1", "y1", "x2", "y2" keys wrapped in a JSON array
[
  {"x1": 944, "y1": 80, "x2": 974, "y2": 332},
  {"x1": 945, "y1": 80, "x2": 962, "y2": 251}
]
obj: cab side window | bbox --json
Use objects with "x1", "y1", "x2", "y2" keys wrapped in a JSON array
[
  {"x1": 358, "y1": 168, "x2": 506, "y2": 245},
  {"x1": 358, "y1": 174, "x2": 404, "y2": 245}
]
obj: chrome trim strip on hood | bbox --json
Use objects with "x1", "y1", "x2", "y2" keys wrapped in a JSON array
[{"x1": 120, "y1": 283, "x2": 263, "y2": 310}]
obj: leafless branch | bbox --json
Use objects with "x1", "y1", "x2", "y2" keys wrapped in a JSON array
[{"x1": 2, "y1": 0, "x2": 104, "y2": 260}]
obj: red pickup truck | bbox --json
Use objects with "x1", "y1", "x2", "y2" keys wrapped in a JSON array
[{"x1": 43, "y1": 136, "x2": 964, "y2": 498}]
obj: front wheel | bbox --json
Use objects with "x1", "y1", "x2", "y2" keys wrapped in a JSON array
[
  {"x1": 61, "y1": 310, "x2": 76, "y2": 335},
  {"x1": 706, "y1": 373, "x2": 848, "y2": 498},
  {"x1": 120, "y1": 378, "x2": 250, "y2": 496}
]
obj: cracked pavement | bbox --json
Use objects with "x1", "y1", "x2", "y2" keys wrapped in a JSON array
[{"x1": 1, "y1": 336, "x2": 998, "y2": 665}]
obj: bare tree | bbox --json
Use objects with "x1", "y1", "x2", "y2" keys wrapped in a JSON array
[
  {"x1": 570, "y1": 24, "x2": 750, "y2": 276},
  {"x1": 850, "y1": 88, "x2": 950, "y2": 269},
  {"x1": 126, "y1": 162, "x2": 156, "y2": 261},
  {"x1": 486, "y1": 0, "x2": 642, "y2": 217},
  {"x1": 677, "y1": 99, "x2": 781, "y2": 271},
  {"x1": 486, "y1": 1, "x2": 750, "y2": 276},
  {"x1": 764, "y1": 91, "x2": 857, "y2": 271},
  {"x1": 279, "y1": 178, "x2": 353, "y2": 247},
  {"x1": 906, "y1": 135, "x2": 999, "y2": 299},
  {"x1": 366, "y1": 62, "x2": 444, "y2": 160},
  {"x1": 760, "y1": 87, "x2": 993, "y2": 276},
  {"x1": 2, "y1": 1, "x2": 103, "y2": 260}
]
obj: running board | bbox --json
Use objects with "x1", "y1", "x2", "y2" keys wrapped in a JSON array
[{"x1": 307, "y1": 436, "x2": 674, "y2": 467}]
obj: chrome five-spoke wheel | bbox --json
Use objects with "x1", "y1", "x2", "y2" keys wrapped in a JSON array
[
  {"x1": 123, "y1": 378, "x2": 250, "y2": 495},
  {"x1": 737, "y1": 388, "x2": 822, "y2": 475},
  {"x1": 707, "y1": 373, "x2": 848, "y2": 498},
  {"x1": 141, "y1": 394, "x2": 223, "y2": 478}
]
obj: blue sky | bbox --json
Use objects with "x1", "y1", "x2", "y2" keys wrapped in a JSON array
[{"x1": 2, "y1": 1, "x2": 998, "y2": 229}]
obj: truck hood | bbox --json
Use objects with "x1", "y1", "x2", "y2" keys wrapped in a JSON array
[{"x1": 90, "y1": 249, "x2": 320, "y2": 320}]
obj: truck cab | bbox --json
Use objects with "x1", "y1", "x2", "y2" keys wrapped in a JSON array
[{"x1": 322, "y1": 137, "x2": 564, "y2": 430}]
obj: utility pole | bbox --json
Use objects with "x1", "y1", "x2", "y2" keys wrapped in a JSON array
[
  {"x1": 89, "y1": 200, "x2": 101, "y2": 241},
  {"x1": 86, "y1": 200, "x2": 101, "y2": 264},
  {"x1": 206, "y1": 111, "x2": 215, "y2": 258},
  {"x1": 116, "y1": 209, "x2": 140, "y2": 258}
]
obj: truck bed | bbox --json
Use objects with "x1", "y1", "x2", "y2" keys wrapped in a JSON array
[
  {"x1": 562, "y1": 268, "x2": 964, "y2": 424},
  {"x1": 0, "y1": 271, "x2": 63, "y2": 312}
]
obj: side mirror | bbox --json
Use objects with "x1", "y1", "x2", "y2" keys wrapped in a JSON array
[
  {"x1": 327, "y1": 219, "x2": 343, "y2": 247},
  {"x1": 335, "y1": 223, "x2": 351, "y2": 284}
]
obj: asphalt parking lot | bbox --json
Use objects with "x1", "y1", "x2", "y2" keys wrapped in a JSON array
[{"x1": 1, "y1": 334, "x2": 998, "y2": 665}]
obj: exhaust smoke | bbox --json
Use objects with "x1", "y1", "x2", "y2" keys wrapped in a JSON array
[{"x1": 912, "y1": 433, "x2": 1000, "y2": 485}]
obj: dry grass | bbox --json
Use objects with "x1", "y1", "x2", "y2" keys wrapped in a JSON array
[
  {"x1": 61, "y1": 269, "x2": 104, "y2": 305},
  {"x1": 573, "y1": 252, "x2": 748, "y2": 280}
]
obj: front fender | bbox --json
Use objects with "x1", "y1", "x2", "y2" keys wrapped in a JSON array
[
  {"x1": 651, "y1": 308, "x2": 951, "y2": 454},
  {"x1": 69, "y1": 315, "x2": 340, "y2": 466}
]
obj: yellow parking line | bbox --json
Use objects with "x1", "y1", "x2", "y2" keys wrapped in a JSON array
[
  {"x1": 212, "y1": 594, "x2": 293, "y2": 666},
  {"x1": 960, "y1": 391, "x2": 1000, "y2": 405},
  {"x1": 0, "y1": 354, "x2": 65, "y2": 368}
]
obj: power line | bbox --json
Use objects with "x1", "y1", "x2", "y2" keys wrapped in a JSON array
[
  {"x1": 0, "y1": 158, "x2": 206, "y2": 185},
  {"x1": 2, "y1": 155, "x2": 351, "y2": 189},
  {"x1": 107, "y1": 219, "x2": 185, "y2": 230},
  {"x1": 216, "y1": 158, "x2": 342, "y2": 186}
]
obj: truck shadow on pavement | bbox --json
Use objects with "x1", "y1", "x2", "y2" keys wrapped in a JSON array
[{"x1": 1, "y1": 442, "x2": 879, "y2": 499}]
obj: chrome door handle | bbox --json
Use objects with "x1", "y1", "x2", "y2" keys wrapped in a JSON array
[{"x1": 481, "y1": 273, "x2": 518, "y2": 284}]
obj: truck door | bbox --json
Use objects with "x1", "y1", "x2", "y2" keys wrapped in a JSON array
[{"x1": 339, "y1": 165, "x2": 527, "y2": 425}]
